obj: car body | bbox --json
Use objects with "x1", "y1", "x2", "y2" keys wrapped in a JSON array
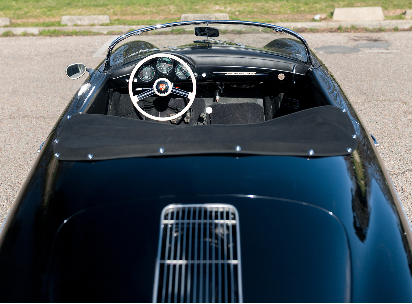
[{"x1": 0, "y1": 20, "x2": 412, "y2": 302}]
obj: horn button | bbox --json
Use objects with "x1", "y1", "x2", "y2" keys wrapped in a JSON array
[{"x1": 153, "y1": 78, "x2": 173, "y2": 96}]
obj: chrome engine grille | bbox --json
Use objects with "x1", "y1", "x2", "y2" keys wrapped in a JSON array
[{"x1": 153, "y1": 204, "x2": 243, "y2": 303}]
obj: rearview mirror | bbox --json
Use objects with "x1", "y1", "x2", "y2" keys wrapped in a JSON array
[
  {"x1": 66, "y1": 63, "x2": 86, "y2": 79},
  {"x1": 195, "y1": 27, "x2": 219, "y2": 38}
]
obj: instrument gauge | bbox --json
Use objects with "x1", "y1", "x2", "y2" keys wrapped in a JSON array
[
  {"x1": 175, "y1": 63, "x2": 190, "y2": 80},
  {"x1": 138, "y1": 65, "x2": 155, "y2": 82},
  {"x1": 156, "y1": 57, "x2": 173, "y2": 74}
]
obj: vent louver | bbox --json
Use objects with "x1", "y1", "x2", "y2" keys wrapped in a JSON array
[{"x1": 153, "y1": 204, "x2": 243, "y2": 303}]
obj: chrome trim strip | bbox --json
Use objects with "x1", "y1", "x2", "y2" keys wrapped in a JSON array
[
  {"x1": 292, "y1": 64, "x2": 296, "y2": 85},
  {"x1": 370, "y1": 134, "x2": 379, "y2": 146},
  {"x1": 163, "y1": 219, "x2": 238, "y2": 224},
  {"x1": 78, "y1": 85, "x2": 95, "y2": 112},
  {"x1": 229, "y1": 207, "x2": 235, "y2": 302},
  {"x1": 104, "y1": 20, "x2": 313, "y2": 71},
  {"x1": 211, "y1": 66, "x2": 306, "y2": 75},
  {"x1": 213, "y1": 72, "x2": 265, "y2": 76}
]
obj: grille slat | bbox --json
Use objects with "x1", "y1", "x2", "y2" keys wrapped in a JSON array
[
  {"x1": 206, "y1": 209, "x2": 210, "y2": 303},
  {"x1": 224, "y1": 207, "x2": 228, "y2": 304},
  {"x1": 162, "y1": 220, "x2": 238, "y2": 224},
  {"x1": 212, "y1": 208, "x2": 220, "y2": 303},
  {"x1": 154, "y1": 205, "x2": 242, "y2": 303},
  {"x1": 180, "y1": 207, "x2": 188, "y2": 303},
  {"x1": 187, "y1": 207, "x2": 194, "y2": 302},
  {"x1": 174, "y1": 208, "x2": 183, "y2": 303},
  {"x1": 229, "y1": 208, "x2": 235, "y2": 303},
  {"x1": 161, "y1": 260, "x2": 239, "y2": 264},
  {"x1": 167, "y1": 208, "x2": 175, "y2": 303},
  {"x1": 161, "y1": 208, "x2": 172, "y2": 303},
  {"x1": 199, "y1": 207, "x2": 204, "y2": 302}
]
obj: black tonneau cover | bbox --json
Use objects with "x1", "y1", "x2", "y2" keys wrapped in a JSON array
[{"x1": 54, "y1": 106, "x2": 357, "y2": 161}]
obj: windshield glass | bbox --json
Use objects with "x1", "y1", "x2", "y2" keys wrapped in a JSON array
[{"x1": 108, "y1": 22, "x2": 309, "y2": 68}]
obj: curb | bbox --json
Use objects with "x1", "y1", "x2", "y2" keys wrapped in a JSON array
[
  {"x1": 277, "y1": 19, "x2": 412, "y2": 29},
  {"x1": 0, "y1": 25, "x2": 143, "y2": 35},
  {"x1": 1, "y1": 20, "x2": 412, "y2": 36}
]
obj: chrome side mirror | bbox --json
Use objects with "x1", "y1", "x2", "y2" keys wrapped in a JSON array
[{"x1": 66, "y1": 63, "x2": 87, "y2": 79}]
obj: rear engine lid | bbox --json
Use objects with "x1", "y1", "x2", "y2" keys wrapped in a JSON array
[{"x1": 47, "y1": 195, "x2": 350, "y2": 302}]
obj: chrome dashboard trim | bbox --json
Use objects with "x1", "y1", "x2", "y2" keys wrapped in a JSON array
[
  {"x1": 210, "y1": 66, "x2": 305, "y2": 75},
  {"x1": 213, "y1": 72, "x2": 266, "y2": 76}
]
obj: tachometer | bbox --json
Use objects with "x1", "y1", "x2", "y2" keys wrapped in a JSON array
[
  {"x1": 175, "y1": 63, "x2": 190, "y2": 80},
  {"x1": 138, "y1": 65, "x2": 155, "y2": 82},
  {"x1": 156, "y1": 57, "x2": 173, "y2": 74}
]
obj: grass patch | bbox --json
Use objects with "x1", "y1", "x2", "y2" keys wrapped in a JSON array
[
  {"x1": 19, "y1": 31, "x2": 35, "y2": 36},
  {"x1": 139, "y1": 28, "x2": 194, "y2": 35},
  {"x1": 1, "y1": 0, "x2": 412, "y2": 25},
  {"x1": 385, "y1": 14, "x2": 405, "y2": 20},
  {"x1": 107, "y1": 18, "x2": 178, "y2": 26},
  {"x1": 38, "y1": 29, "x2": 103, "y2": 36},
  {"x1": 171, "y1": 28, "x2": 190, "y2": 35},
  {"x1": 1, "y1": 30, "x2": 14, "y2": 37},
  {"x1": 262, "y1": 28, "x2": 273, "y2": 33},
  {"x1": 292, "y1": 26, "x2": 406, "y2": 33},
  {"x1": 107, "y1": 30, "x2": 126, "y2": 35},
  {"x1": 1, "y1": 29, "x2": 128, "y2": 37},
  {"x1": 9, "y1": 20, "x2": 64, "y2": 27}
]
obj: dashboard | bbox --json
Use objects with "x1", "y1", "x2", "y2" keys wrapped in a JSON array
[{"x1": 108, "y1": 49, "x2": 311, "y2": 89}]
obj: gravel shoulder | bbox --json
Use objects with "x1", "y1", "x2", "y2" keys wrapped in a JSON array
[
  {"x1": 1, "y1": 32, "x2": 411, "y2": 226},
  {"x1": 305, "y1": 32, "x2": 412, "y2": 221}
]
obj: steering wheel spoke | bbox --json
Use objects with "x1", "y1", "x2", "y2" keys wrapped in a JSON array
[
  {"x1": 172, "y1": 87, "x2": 190, "y2": 98},
  {"x1": 134, "y1": 88, "x2": 155, "y2": 101}
]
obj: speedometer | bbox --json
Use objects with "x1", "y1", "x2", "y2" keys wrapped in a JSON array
[
  {"x1": 175, "y1": 63, "x2": 190, "y2": 80},
  {"x1": 156, "y1": 57, "x2": 173, "y2": 74},
  {"x1": 138, "y1": 65, "x2": 155, "y2": 82}
]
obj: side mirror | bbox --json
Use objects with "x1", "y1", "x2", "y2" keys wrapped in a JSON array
[
  {"x1": 66, "y1": 63, "x2": 87, "y2": 79},
  {"x1": 195, "y1": 27, "x2": 219, "y2": 38}
]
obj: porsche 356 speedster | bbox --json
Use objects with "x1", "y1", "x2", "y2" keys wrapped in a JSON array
[{"x1": 0, "y1": 20, "x2": 412, "y2": 302}]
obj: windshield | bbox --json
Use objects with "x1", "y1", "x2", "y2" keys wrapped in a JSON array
[{"x1": 106, "y1": 21, "x2": 311, "y2": 69}]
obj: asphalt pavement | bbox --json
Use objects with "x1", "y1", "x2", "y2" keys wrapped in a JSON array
[{"x1": 0, "y1": 32, "x2": 411, "y2": 227}]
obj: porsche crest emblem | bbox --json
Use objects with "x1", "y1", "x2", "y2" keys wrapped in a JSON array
[{"x1": 159, "y1": 83, "x2": 166, "y2": 91}]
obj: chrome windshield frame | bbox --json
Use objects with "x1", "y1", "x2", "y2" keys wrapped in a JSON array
[{"x1": 103, "y1": 20, "x2": 313, "y2": 71}]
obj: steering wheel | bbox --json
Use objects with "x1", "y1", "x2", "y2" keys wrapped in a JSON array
[{"x1": 128, "y1": 53, "x2": 196, "y2": 121}]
